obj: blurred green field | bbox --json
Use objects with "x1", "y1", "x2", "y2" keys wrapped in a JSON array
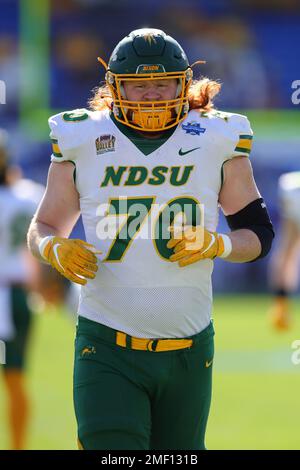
[{"x1": 0, "y1": 295, "x2": 300, "y2": 450}]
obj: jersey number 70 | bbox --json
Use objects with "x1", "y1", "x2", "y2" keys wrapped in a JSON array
[{"x1": 99, "y1": 196, "x2": 202, "y2": 262}]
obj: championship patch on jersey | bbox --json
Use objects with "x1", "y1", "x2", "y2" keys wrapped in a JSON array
[
  {"x1": 182, "y1": 122, "x2": 206, "y2": 136},
  {"x1": 95, "y1": 134, "x2": 116, "y2": 155}
]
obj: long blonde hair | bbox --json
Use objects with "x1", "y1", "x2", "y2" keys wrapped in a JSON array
[{"x1": 88, "y1": 77, "x2": 221, "y2": 113}]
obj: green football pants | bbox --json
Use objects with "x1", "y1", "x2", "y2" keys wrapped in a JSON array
[
  {"x1": 73, "y1": 316, "x2": 214, "y2": 450},
  {"x1": 3, "y1": 285, "x2": 32, "y2": 370}
]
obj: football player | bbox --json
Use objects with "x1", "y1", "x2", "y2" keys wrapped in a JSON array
[
  {"x1": 269, "y1": 172, "x2": 300, "y2": 329},
  {"x1": 27, "y1": 29, "x2": 274, "y2": 450},
  {"x1": 0, "y1": 130, "x2": 44, "y2": 449}
]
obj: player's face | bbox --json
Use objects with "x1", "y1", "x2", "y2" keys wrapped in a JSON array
[{"x1": 123, "y1": 78, "x2": 178, "y2": 102}]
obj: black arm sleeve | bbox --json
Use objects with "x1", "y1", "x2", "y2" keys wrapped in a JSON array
[{"x1": 225, "y1": 198, "x2": 275, "y2": 261}]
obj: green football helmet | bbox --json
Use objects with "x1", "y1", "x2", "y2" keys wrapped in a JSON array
[{"x1": 98, "y1": 28, "x2": 193, "y2": 132}]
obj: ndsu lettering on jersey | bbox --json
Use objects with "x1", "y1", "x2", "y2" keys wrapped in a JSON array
[{"x1": 100, "y1": 165, "x2": 195, "y2": 187}]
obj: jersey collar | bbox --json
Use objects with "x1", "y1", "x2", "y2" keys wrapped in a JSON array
[{"x1": 109, "y1": 112, "x2": 178, "y2": 156}]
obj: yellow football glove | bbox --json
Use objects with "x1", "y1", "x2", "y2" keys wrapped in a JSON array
[
  {"x1": 167, "y1": 226, "x2": 232, "y2": 267},
  {"x1": 39, "y1": 236, "x2": 101, "y2": 285}
]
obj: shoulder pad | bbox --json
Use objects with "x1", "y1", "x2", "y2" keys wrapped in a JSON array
[
  {"x1": 228, "y1": 113, "x2": 253, "y2": 158},
  {"x1": 200, "y1": 109, "x2": 232, "y2": 122},
  {"x1": 279, "y1": 172, "x2": 300, "y2": 193},
  {"x1": 278, "y1": 172, "x2": 300, "y2": 220},
  {"x1": 194, "y1": 109, "x2": 253, "y2": 158},
  {"x1": 48, "y1": 108, "x2": 105, "y2": 162}
]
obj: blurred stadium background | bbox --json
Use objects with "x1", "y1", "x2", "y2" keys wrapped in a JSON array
[{"x1": 0, "y1": 0, "x2": 299, "y2": 450}]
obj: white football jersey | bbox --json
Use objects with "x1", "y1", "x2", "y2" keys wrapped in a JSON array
[
  {"x1": 49, "y1": 107, "x2": 253, "y2": 338},
  {"x1": 0, "y1": 179, "x2": 44, "y2": 284},
  {"x1": 0, "y1": 179, "x2": 44, "y2": 340},
  {"x1": 278, "y1": 172, "x2": 300, "y2": 230}
]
